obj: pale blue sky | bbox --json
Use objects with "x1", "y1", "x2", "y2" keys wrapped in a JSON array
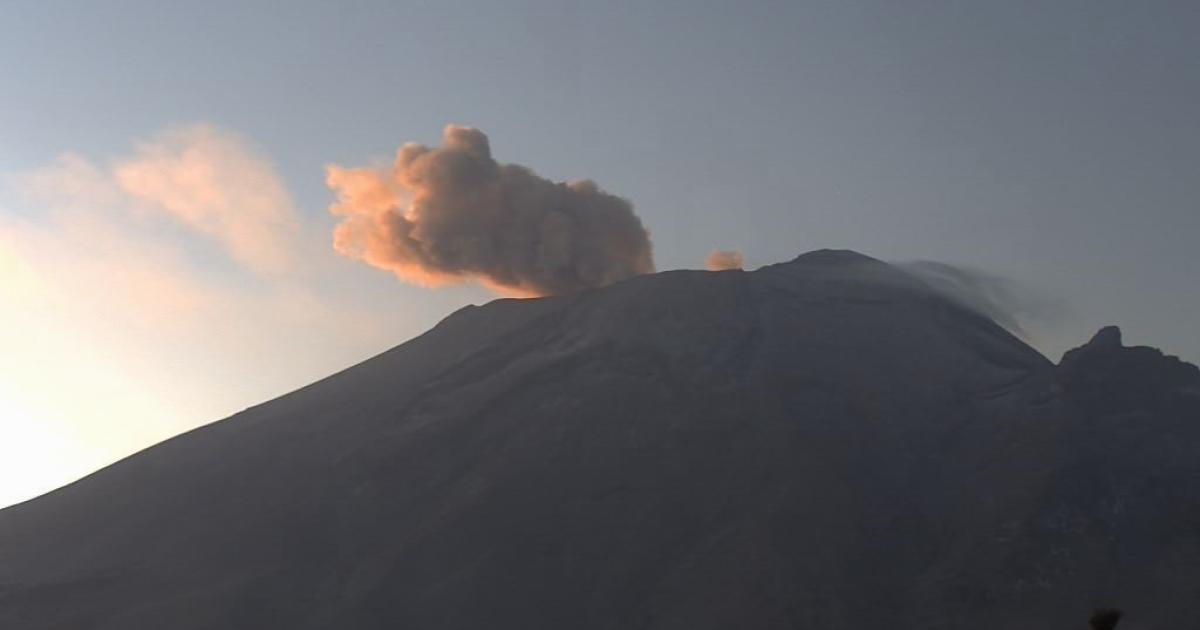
[{"x1": 1, "y1": 1, "x2": 1197, "y2": 503}]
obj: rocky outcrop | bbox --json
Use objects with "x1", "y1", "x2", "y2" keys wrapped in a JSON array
[{"x1": 1058, "y1": 325, "x2": 1200, "y2": 415}]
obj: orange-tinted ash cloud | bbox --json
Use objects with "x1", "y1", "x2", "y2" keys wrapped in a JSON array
[{"x1": 326, "y1": 125, "x2": 654, "y2": 296}]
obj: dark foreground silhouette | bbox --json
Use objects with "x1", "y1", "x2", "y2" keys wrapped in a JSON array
[
  {"x1": 1094, "y1": 609, "x2": 1128, "y2": 628},
  {"x1": 1090, "y1": 608, "x2": 1123, "y2": 630}
]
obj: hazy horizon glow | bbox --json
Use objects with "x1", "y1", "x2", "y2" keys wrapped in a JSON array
[
  {"x1": 0, "y1": 123, "x2": 455, "y2": 507},
  {"x1": 2, "y1": 1, "x2": 1198, "y2": 507}
]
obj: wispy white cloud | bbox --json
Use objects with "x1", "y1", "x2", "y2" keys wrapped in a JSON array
[{"x1": 15, "y1": 126, "x2": 300, "y2": 275}]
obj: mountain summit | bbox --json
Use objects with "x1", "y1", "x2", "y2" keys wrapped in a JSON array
[{"x1": 2, "y1": 251, "x2": 1197, "y2": 629}]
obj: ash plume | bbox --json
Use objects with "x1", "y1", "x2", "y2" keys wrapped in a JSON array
[
  {"x1": 326, "y1": 125, "x2": 654, "y2": 296},
  {"x1": 705, "y1": 250, "x2": 744, "y2": 271}
]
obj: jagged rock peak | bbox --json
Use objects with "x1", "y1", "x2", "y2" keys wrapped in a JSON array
[
  {"x1": 1059, "y1": 326, "x2": 1126, "y2": 366},
  {"x1": 1087, "y1": 325, "x2": 1123, "y2": 349},
  {"x1": 1058, "y1": 325, "x2": 1200, "y2": 412}
]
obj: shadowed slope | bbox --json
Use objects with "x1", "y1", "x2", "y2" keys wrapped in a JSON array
[{"x1": 1, "y1": 250, "x2": 1196, "y2": 629}]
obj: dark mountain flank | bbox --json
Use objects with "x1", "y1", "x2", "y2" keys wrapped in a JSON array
[{"x1": 2, "y1": 250, "x2": 1197, "y2": 629}]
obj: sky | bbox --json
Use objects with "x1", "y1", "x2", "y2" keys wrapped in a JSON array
[{"x1": 1, "y1": 0, "x2": 1197, "y2": 507}]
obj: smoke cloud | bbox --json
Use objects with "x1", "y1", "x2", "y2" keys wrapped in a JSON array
[
  {"x1": 327, "y1": 125, "x2": 654, "y2": 296},
  {"x1": 705, "y1": 250, "x2": 745, "y2": 271}
]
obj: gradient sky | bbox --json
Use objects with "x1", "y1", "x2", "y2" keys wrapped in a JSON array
[{"x1": 2, "y1": 0, "x2": 1197, "y2": 507}]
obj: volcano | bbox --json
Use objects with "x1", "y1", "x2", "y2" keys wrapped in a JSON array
[{"x1": 2, "y1": 250, "x2": 1197, "y2": 629}]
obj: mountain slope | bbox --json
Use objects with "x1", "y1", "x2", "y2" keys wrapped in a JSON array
[{"x1": 1, "y1": 250, "x2": 1197, "y2": 629}]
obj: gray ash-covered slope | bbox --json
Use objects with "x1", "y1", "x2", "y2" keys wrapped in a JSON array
[{"x1": 2, "y1": 250, "x2": 1198, "y2": 629}]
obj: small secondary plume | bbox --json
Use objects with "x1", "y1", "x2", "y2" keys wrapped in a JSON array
[
  {"x1": 705, "y1": 250, "x2": 744, "y2": 271},
  {"x1": 326, "y1": 125, "x2": 654, "y2": 296}
]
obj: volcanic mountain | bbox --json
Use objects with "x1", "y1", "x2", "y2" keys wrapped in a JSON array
[{"x1": 2, "y1": 250, "x2": 1198, "y2": 629}]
